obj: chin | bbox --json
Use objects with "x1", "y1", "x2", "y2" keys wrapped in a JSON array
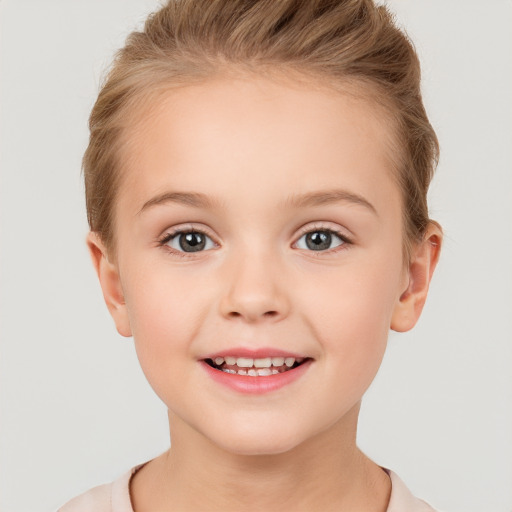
[{"x1": 208, "y1": 423, "x2": 308, "y2": 457}]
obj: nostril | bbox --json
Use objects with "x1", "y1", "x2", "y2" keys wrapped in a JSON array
[{"x1": 227, "y1": 310, "x2": 279, "y2": 319}]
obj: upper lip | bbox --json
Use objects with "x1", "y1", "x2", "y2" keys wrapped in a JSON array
[{"x1": 201, "y1": 347, "x2": 310, "y2": 360}]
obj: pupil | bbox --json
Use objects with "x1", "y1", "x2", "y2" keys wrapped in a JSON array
[
  {"x1": 180, "y1": 232, "x2": 206, "y2": 252},
  {"x1": 306, "y1": 231, "x2": 331, "y2": 251}
]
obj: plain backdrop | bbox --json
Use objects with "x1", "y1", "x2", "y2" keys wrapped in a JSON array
[{"x1": 1, "y1": 1, "x2": 511, "y2": 511}]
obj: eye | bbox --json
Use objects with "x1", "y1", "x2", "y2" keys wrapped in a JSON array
[
  {"x1": 295, "y1": 229, "x2": 348, "y2": 252},
  {"x1": 162, "y1": 230, "x2": 216, "y2": 253}
]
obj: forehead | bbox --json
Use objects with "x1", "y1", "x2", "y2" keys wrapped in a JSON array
[{"x1": 117, "y1": 75, "x2": 400, "y2": 218}]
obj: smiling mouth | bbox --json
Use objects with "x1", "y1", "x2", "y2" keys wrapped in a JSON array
[{"x1": 204, "y1": 356, "x2": 310, "y2": 376}]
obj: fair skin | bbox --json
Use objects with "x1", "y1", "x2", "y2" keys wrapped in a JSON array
[{"x1": 88, "y1": 75, "x2": 441, "y2": 511}]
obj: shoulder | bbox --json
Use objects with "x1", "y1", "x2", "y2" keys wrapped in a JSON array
[
  {"x1": 58, "y1": 462, "x2": 148, "y2": 512},
  {"x1": 386, "y1": 469, "x2": 441, "y2": 512},
  {"x1": 57, "y1": 481, "x2": 112, "y2": 512}
]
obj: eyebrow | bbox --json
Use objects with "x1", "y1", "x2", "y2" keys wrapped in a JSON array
[
  {"x1": 138, "y1": 188, "x2": 377, "y2": 216},
  {"x1": 138, "y1": 191, "x2": 222, "y2": 215},
  {"x1": 284, "y1": 189, "x2": 378, "y2": 215}
]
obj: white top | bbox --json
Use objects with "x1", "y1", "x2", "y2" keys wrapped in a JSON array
[{"x1": 58, "y1": 462, "x2": 439, "y2": 512}]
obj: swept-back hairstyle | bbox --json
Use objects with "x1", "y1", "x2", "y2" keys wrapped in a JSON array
[{"x1": 84, "y1": 0, "x2": 439, "y2": 259}]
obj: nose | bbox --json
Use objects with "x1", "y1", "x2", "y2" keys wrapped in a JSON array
[{"x1": 218, "y1": 248, "x2": 290, "y2": 323}]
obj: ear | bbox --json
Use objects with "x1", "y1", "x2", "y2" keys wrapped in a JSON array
[
  {"x1": 391, "y1": 223, "x2": 443, "y2": 332},
  {"x1": 86, "y1": 232, "x2": 132, "y2": 337}
]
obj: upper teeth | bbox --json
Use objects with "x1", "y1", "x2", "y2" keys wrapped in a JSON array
[{"x1": 214, "y1": 356, "x2": 298, "y2": 368}]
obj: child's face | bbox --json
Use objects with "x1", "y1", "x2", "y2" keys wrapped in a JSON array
[{"x1": 95, "y1": 76, "x2": 417, "y2": 455}]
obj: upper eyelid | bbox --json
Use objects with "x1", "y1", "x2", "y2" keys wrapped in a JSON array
[
  {"x1": 158, "y1": 227, "x2": 217, "y2": 256},
  {"x1": 159, "y1": 224, "x2": 217, "y2": 240},
  {"x1": 293, "y1": 229, "x2": 352, "y2": 251},
  {"x1": 294, "y1": 222, "x2": 353, "y2": 240}
]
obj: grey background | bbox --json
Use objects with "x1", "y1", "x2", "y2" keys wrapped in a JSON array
[{"x1": 1, "y1": 1, "x2": 511, "y2": 511}]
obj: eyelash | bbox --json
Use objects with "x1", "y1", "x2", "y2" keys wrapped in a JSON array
[
  {"x1": 157, "y1": 226, "x2": 217, "y2": 259},
  {"x1": 295, "y1": 224, "x2": 353, "y2": 256},
  {"x1": 157, "y1": 224, "x2": 353, "y2": 258}
]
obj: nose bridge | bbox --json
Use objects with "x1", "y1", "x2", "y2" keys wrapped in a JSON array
[{"x1": 219, "y1": 241, "x2": 290, "y2": 323}]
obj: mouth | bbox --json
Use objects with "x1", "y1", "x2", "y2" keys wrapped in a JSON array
[{"x1": 203, "y1": 356, "x2": 311, "y2": 376}]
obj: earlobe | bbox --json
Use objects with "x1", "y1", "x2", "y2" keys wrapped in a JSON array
[
  {"x1": 391, "y1": 223, "x2": 443, "y2": 332},
  {"x1": 86, "y1": 232, "x2": 132, "y2": 337}
]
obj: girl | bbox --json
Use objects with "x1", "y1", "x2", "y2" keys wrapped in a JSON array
[{"x1": 60, "y1": 0, "x2": 443, "y2": 510}]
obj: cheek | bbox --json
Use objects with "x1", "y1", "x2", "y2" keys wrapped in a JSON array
[
  {"x1": 121, "y1": 264, "x2": 212, "y2": 393},
  {"x1": 303, "y1": 255, "x2": 401, "y2": 333},
  {"x1": 124, "y1": 258, "x2": 208, "y2": 333},
  {"x1": 298, "y1": 253, "x2": 403, "y2": 380}
]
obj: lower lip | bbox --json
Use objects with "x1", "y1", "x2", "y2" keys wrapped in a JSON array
[{"x1": 200, "y1": 360, "x2": 313, "y2": 394}]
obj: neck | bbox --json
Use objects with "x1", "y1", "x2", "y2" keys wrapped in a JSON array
[{"x1": 130, "y1": 404, "x2": 391, "y2": 512}]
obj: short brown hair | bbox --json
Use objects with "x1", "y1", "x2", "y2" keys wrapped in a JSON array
[{"x1": 84, "y1": 0, "x2": 439, "y2": 259}]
